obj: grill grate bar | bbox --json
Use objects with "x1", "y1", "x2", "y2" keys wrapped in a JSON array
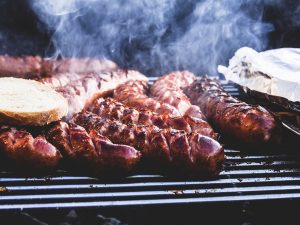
[
  {"x1": 1, "y1": 185, "x2": 300, "y2": 204},
  {"x1": 2, "y1": 192, "x2": 300, "y2": 210},
  {"x1": 2, "y1": 176, "x2": 300, "y2": 193}
]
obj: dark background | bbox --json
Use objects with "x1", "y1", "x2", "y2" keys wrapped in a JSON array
[{"x1": 0, "y1": 0, "x2": 299, "y2": 76}]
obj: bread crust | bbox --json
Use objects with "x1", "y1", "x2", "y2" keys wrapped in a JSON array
[{"x1": 0, "y1": 77, "x2": 68, "y2": 126}]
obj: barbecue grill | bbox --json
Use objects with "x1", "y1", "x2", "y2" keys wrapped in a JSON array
[
  {"x1": 1, "y1": 1, "x2": 300, "y2": 224},
  {"x1": 0, "y1": 81, "x2": 299, "y2": 224}
]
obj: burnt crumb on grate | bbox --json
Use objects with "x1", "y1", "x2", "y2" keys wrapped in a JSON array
[
  {"x1": 169, "y1": 190, "x2": 185, "y2": 195},
  {"x1": 0, "y1": 186, "x2": 8, "y2": 192},
  {"x1": 44, "y1": 176, "x2": 52, "y2": 182}
]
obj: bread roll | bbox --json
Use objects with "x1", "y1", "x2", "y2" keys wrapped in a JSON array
[{"x1": 0, "y1": 77, "x2": 68, "y2": 126}]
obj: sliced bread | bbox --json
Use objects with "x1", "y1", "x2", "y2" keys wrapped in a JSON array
[{"x1": 0, "y1": 77, "x2": 68, "y2": 126}]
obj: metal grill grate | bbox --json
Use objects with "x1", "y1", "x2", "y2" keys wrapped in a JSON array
[{"x1": 0, "y1": 79, "x2": 299, "y2": 211}]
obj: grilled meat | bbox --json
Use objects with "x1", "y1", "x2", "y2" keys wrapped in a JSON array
[
  {"x1": 114, "y1": 80, "x2": 216, "y2": 138},
  {"x1": 185, "y1": 77, "x2": 280, "y2": 146},
  {"x1": 114, "y1": 80, "x2": 180, "y2": 116},
  {"x1": 46, "y1": 121, "x2": 141, "y2": 176},
  {"x1": 42, "y1": 58, "x2": 118, "y2": 75},
  {"x1": 73, "y1": 112, "x2": 224, "y2": 176},
  {"x1": 89, "y1": 97, "x2": 215, "y2": 137},
  {"x1": 0, "y1": 126, "x2": 61, "y2": 172},
  {"x1": 40, "y1": 70, "x2": 148, "y2": 118},
  {"x1": 0, "y1": 55, "x2": 42, "y2": 78},
  {"x1": 0, "y1": 55, "x2": 117, "y2": 78},
  {"x1": 150, "y1": 71, "x2": 206, "y2": 120}
]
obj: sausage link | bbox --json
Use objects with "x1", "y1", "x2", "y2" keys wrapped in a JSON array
[
  {"x1": 114, "y1": 80, "x2": 216, "y2": 139},
  {"x1": 184, "y1": 77, "x2": 280, "y2": 146},
  {"x1": 73, "y1": 112, "x2": 224, "y2": 177}
]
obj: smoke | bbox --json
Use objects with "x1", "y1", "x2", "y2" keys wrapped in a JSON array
[{"x1": 29, "y1": 0, "x2": 275, "y2": 75}]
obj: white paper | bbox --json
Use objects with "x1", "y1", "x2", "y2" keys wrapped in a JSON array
[{"x1": 218, "y1": 47, "x2": 300, "y2": 102}]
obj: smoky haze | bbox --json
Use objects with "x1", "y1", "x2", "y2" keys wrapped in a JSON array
[{"x1": 29, "y1": 0, "x2": 275, "y2": 76}]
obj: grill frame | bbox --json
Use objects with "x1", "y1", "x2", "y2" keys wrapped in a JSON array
[{"x1": 0, "y1": 78, "x2": 299, "y2": 212}]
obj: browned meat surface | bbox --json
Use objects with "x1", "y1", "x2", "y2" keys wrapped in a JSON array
[
  {"x1": 185, "y1": 77, "x2": 280, "y2": 146},
  {"x1": 46, "y1": 121, "x2": 141, "y2": 176},
  {"x1": 0, "y1": 55, "x2": 117, "y2": 78},
  {"x1": 73, "y1": 112, "x2": 224, "y2": 177},
  {"x1": 151, "y1": 71, "x2": 206, "y2": 120},
  {"x1": 89, "y1": 98, "x2": 215, "y2": 138},
  {"x1": 114, "y1": 80, "x2": 180, "y2": 116},
  {"x1": 114, "y1": 80, "x2": 216, "y2": 139},
  {"x1": 0, "y1": 55, "x2": 42, "y2": 78},
  {"x1": 0, "y1": 126, "x2": 61, "y2": 172},
  {"x1": 42, "y1": 58, "x2": 118, "y2": 75},
  {"x1": 41, "y1": 70, "x2": 148, "y2": 118}
]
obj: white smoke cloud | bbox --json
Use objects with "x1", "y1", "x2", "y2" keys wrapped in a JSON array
[{"x1": 30, "y1": 0, "x2": 274, "y2": 76}]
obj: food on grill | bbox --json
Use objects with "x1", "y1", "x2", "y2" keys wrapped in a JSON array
[
  {"x1": 0, "y1": 55, "x2": 226, "y2": 178},
  {"x1": 46, "y1": 121, "x2": 141, "y2": 176},
  {"x1": 90, "y1": 97, "x2": 181, "y2": 133},
  {"x1": 0, "y1": 77, "x2": 68, "y2": 126},
  {"x1": 151, "y1": 71, "x2": 207, "y2": 120},
  {"x1": 0, "y1": 125, "x2": 61, "y2": 171},
  {"x1": 41, "y1": 70, "x2": 148, "y2": 118},
  {"x1": 185, "y1": 77, "x2": 280, "y2": 146},
  {"x1": 0, "y1": 55, "x2": 118, "y2": 78},
  {"x1": 114, "y1": 80, "x2": 216, "y2": 138},
  {"x1": 0, "y1": 55, "x2": 42, "y2": 78},
  {"x1": 114, "y1": 80, "x2": 180, "y2": 116},
  {"x1": 73, "y1": 111, "x2": 224, "y2": 176},
  {"x1": 42, "y1": 58, "x2": 118, "y2": 75}
]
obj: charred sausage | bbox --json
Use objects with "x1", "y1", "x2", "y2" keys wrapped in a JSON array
[
  {"x1": 114, "y1": 80, "x2": 217, "y2": 139},
  {"x1": 0, "y1": 126, "x2": 61, "y2": 172},
  {"x1": 73, "y1": 112, "x2": 224, "y2": 177},
  {"x1": 184, "y1": 77, "x2": 280, "y2": 146}
]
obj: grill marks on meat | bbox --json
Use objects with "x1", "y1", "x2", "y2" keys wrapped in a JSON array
[
  {"x1": 0, "y1": 126, "x2": 61, "y2": 172},
  {"x1": 150, "y1": 71, "x2": 206, "y2": 121},
  {"x1": 73, "y1": 112, "x2": 224, "y2": 176},
  {"x1": 114, "y1": 80, "x2": 181, "y2": 117},
  {"x1": 151, "y1": 71, "x2": 196, "y2": 112},
  {"x1": 185, "y1": 77, "x2": 280, "y2": 146},
  {"x1": 45, "y1": 122, "x2": 141, "y2": 176},
  {"x1": 89, "y1": 97, "x2": 192, "y2": 133},
  {"x1": 40, "y1": 70, "x2": 148, "y2": 118},
  {"x1": 114, "y1": 80, "x2": 216, "y2": 139}
]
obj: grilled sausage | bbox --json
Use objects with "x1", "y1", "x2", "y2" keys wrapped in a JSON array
[
  {"x1": 114, "y1": 80, "x2": 180, "y2": 116},
  {"x1": 0, "y1": 55, "x2": 42, "y2": 78},
  {"x1": 40, "y1": 70, "x2": 148, "y2": 118},
  {"x1": 73, "y1": 112, "x2": 224, "y2": 177},
  {"x1": 0, "y1": 126, "x2": 61, "y2": 172},
  {"x1": 46, "y1": 121, "x2": 141, "y2": 176},
  {"x1": 150, "y1": 71, "x2": 207, "y2": 119},
  {"x1": 89, "y1": 97, "x2": 216, "y2": 138},
  {"x1": 42, "y1": 58, "x2": 118, "y2": 75},
  {"x1": 114, "y1": 80, "x2": 216, "y2": 139},
  {"x1": 184, "y1": 77, "x2": 280, "y2": 146},
  {"x1": 0, "y1": 55, "x2": 117, "y2": 78}
]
